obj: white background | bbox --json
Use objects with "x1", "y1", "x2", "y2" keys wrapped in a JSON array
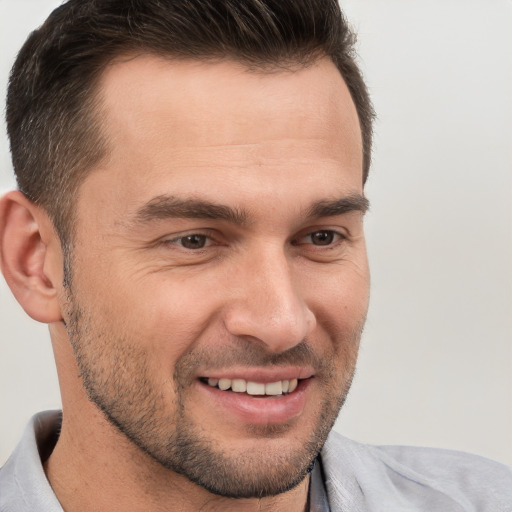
[{"x1": 1, "y1": 0, "x2": 511, "y2": 466}]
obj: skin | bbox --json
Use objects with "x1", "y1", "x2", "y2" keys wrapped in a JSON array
[{"x1": 0, "y1": 56, "x2": 369, "y2": 511}]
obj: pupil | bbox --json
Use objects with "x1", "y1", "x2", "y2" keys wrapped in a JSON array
[
  {"x1": 182, "y1": 234, "x2": 206, "y2": 249},
  {"x1": 312, "y1": 231, "x2": 333, "y2": 245}
]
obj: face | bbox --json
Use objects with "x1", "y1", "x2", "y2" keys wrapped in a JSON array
[{"x1": 63, "y1": 56, "x2": 369, "y2": 498}]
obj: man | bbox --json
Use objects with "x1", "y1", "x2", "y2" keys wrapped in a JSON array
[{"x1": 0, "y1": 1, "x2": 510, "y2": 511}]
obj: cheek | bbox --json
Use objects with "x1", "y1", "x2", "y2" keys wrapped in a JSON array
[
  {"x1": 120, "y1": 276, "x2": 225, "y2": 363},
  {"x1": 306, "y1": 264, "x2": 369, "y2": 372},
  {"x1": 308, "y1": 261, "x2": 370, "y2": 325}
]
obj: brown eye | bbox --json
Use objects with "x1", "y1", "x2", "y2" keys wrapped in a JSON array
[
  {"x1": 179, "y1": 234, "x2": 208, "y2": 249},
  {"x1": 291, "y1": 229, "x2": 344, "y2": 248},
  {"x1": 310, "y1": 231, "x2": 335, "y2": 245}
]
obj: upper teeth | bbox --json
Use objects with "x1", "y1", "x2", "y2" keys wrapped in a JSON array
[{"x1": 207, "y1": 378, "x2": 298, "y2": 396}]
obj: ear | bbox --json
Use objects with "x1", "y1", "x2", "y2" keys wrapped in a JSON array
[{"x1": 0, "y1": 190, "x2": 64, "y2": 323}]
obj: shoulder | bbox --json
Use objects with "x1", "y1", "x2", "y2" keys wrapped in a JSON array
[{"x1": 320, "y1": 430, "x2": 512, "y2": 512}]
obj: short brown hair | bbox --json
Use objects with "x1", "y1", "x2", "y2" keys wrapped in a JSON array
[{"x1": 7, "y1": 0, "x2": 374, "y2": 242}]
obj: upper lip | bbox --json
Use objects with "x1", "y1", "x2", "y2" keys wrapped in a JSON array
[{"x1": 199, "y1": 367, "x2": 315, "y2": 383}]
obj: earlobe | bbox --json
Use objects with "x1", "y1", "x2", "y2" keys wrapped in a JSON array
[{"x1": 0, "y1": 190, "x2": 64, "y2": 323}]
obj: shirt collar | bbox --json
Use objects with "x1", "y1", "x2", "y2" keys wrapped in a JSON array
[
  {"x1": 309, "y1": 455, "x2": 331, "y2": 512},
  {"x1": 0, "y1": 410, "x2": 63, "y2": 512}
]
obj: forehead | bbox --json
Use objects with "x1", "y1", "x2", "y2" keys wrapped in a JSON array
[
  {"x1": 99, "y1": 54, "x2": 360, "y2": 141},
  {"x1": 81, "y1": 55, "x2": 363, "y2": 218}
]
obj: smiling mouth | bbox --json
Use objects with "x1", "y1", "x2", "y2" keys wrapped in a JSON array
[{"x1": 200, "y1": 377, "x2": 301, "y2": 396}]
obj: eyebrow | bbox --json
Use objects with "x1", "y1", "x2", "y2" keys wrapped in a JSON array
[
  {"x1": 132, "y1": 192, "x2": 369, "y2": 226},
  {"x1": 306, "y1": 193, "x2": 369, "y2": 218},
  {"x1": 133, "y1": 195, "x2": 249, "y2": 225}
]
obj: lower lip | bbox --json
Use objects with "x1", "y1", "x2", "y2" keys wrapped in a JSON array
[{"x1": 197, "y1": 379, "x2": 311, "y2": 425}]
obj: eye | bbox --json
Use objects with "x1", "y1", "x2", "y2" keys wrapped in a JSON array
[
  {"x1": 293, "y1": 230, "x2": 343, "y2": 247},
  {"x1": 308, "y1": 230, "x2": 336, "y2": 246},
  {"x1": 160, "y1": 233, "x2": 212, "y2": 250},
  {"x1": 176, "y1": 234, "x2": 209, "y2": 249}
]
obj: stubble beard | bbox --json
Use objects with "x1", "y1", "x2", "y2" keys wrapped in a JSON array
[{"x1": 64, "y1": 289, "x2": 362, "y2": 499}]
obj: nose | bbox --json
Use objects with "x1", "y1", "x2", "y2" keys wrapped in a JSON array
[{"x1": 223, "y1": 247, "x2": 317, "y2": 353}]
